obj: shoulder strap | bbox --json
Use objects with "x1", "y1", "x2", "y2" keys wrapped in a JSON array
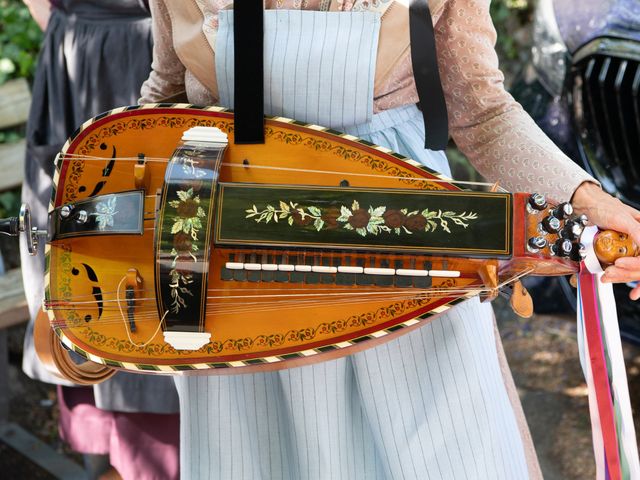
[
  {"x1": 409, "y1": 0, "x2": 449, "y2": 150},
  {"x1": 233, "y1": 0, "x2": 264, "y2": 144},
  {"x1": 233, "y1": 0, "x2": 449, "y2": 149}
]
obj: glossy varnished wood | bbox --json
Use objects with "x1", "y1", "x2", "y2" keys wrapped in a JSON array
[{"x1": 43, "y1": 106, "x2": 583, "y2": 374}]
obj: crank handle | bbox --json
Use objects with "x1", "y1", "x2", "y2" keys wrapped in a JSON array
[{"x1": 0, "y1": 204, "x2": 46, "y2": 256}]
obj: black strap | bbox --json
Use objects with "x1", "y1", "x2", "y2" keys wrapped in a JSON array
[
  {"x1": 233, "y1": 0, "x2": 264, "y2": 144},
  {"x1": 409, "y1": 0, "x2": 449, "y2": 150},
  {"x1": 233, "y1": 1, "x2": 448, "y2": 149}
]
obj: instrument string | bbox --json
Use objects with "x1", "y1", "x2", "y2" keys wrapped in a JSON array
[
  {"x1": 45, "y1": 266, "x2": 535, "y2": 328},
  {"x1": 44, "y1": 282, "x2": 503, "y2": 328},
  {"x1": 55, "y1": 153, "x2": 502, "y2": 190}
]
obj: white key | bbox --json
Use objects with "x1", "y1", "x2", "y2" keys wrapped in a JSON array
[
  {"x1": 429, "y1": 270, "x2": 461, "y2": 278},
  {"x1": 311, "y1": 266, "x2": 338, "y2": 273},
  {"x1": 225, "y1": 262, "x2": 244, "y2": 270},
  {"x1": 261, "y1": 264, "x2": 278, "y2": 271},
  {"x1": 364, "y1": 267, "x2": 395, "y2": 275},
  {"x1": 244, "y1": 263, "x2": 262, "y2": 271},
  {"x1": 277, "y1": 264, "x2": 295, "y2": 272},
  {"x1": 337, "y1": 266, "x2": 364, "y2": 274},
  {"x1": 295, "y1": 265, "x2": 312, "y2": 272},
  {"x1": 396, "y1": 269, "x2": 429, "y2": 277}
]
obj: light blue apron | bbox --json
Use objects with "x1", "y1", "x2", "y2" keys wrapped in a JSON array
[{"x1": 175, "y1": 9, "x2": 529, "y2": 480}]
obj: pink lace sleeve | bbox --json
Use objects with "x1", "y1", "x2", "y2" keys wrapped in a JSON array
[
  {"x1": 139, "y1": 0, "x2": 186, "y2": 104},
  {"x1": 435, "y1": 0, "x2": 596, "y2": 203}
]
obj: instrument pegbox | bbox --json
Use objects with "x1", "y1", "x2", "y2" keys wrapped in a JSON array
[
  {"x1": 125, "y1": 268, "x2": 143, "y2": 333},
  {"x1": 134, "y1": 153, "x2": 150, "y2": 191}
]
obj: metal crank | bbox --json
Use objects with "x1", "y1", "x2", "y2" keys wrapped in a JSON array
[{"x1": 0, "y1": 204, "x2": 47, "y2": 255}]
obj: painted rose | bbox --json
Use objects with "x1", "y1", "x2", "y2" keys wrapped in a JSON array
[
  {"x1": 405, "y1": 213, "x2": 427, "y2": 232},
  {"x1": 173, "y1": 232, "x2": 193, "y2": 253},
  {"x1": 177, "y1": 198, "x2": 200, "y2": 217},
  {"x1": 292, "y1": 210, "x2": 314, "y2": 226},
  {"x1": 383, "y1": 210, "x2": 406, "y2": 228},
  {"x1": 322, "y1": 206, "x2": 341, "y2": 229},
  {"x1": 348, "y1": 208, "x2": 371, "y2": 228}
]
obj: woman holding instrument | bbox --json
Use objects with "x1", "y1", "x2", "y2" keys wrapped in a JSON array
[{"x1": 135, "y1": 0, "x2": 640, "y2": 479}]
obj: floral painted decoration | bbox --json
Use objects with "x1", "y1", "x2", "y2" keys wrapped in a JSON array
[
  {"x1": 91, "y1": 196, "x2": 118, "y2": 231},
  {"x1": 167, "y1": 188, "x2": 206, "y2": 313},
  {"x1": 245, "y1": 200, "x2": 478, "y2": 237}
]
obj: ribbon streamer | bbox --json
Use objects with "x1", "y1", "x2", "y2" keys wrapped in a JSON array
[{"x1": 578, "y1": 226, "x2": 640, "y2": 479}]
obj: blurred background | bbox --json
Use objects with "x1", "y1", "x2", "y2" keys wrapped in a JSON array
[{"x1": 0, "y1": 0, "x2": 638, "y2": 478}]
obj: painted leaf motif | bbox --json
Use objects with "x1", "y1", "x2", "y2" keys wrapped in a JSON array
[
  {"x1": 370, "y1": 206, "x2": 386, "y2": 217},
  {"x1": 177, "y1": 189, "x2": 192, "y2": 201},
  {"x1": 171, "y1": 220, "x2": 183, "y2": 234},
  {"x1": 308, "y1": 206, "x2": 322, "y2": 217}
]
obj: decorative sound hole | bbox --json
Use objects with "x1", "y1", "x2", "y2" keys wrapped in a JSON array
[
  {"x1": 79, "y1": 143, "x2": 117, "y2": 196},
  {"x1": 70, "y1": 264, "x2": 103, "y2": 321}
]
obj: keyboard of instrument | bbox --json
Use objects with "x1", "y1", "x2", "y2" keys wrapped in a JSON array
[{"x1": 219, "y1": 250, "x2": 466, "y2": 288}]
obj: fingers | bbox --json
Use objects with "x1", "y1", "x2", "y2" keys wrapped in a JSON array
[
  {"x1": 601, "y1": 262, "x2": 640, "y2": 284},
  {"x1": 630, "y1": 285, "x2": 640, "y2": 301}
]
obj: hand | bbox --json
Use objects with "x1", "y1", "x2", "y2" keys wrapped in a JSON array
[{"x1": 571, "y1": 182, "x2": 640, "y2": 300}]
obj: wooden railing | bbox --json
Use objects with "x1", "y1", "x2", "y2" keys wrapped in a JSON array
[{"x1": 0, "y1": 78, "x2": 30, "y2": 330}]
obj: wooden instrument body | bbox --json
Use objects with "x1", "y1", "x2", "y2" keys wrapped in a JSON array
[{"x1": 45, "y1": 105, "x2": 577, "y2": 375}]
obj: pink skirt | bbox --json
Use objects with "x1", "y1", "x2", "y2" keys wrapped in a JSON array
[{"x1": 58, "y1": 386, "x2": 180, "y2": 480}]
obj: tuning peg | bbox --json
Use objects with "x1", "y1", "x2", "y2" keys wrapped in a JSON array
[
  {"x1": 540, "y1": 215, "x2": 561, "y2": 234},
  {"x1": 527, "y1": 236, "x2": 548, "y2": 253},
  {"x1": 527, "y1": 193, "x2": 548, "y2": 212},
  {"x1": 551, "y1": 202, "x2": 573, "y2": 220},
  {"x1": 577, "y1": 214, "x2": 588, "y2": 226},
  {"x1": 559, "y1": 220, "x2": 584, "y2": 240},
  {"x1": 551, "y1": 238, "x2": 573, "y2": 257},
  {"x1": 570, "y1": 243, "x2": 586, "y2": 262}
]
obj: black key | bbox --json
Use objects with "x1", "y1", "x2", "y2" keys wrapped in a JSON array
[
  {"x1": 220, "y1": 266, "x2": 234, "y2": 281},
  {"x1": 274, "y1": 254, "x2": 289, "y2": 283},
  {"x1": 247, "y1": 253, "x2": 260, "y2": 282},
  {"x1": 320, "y1": 257, "x2": 335, "y2": 284},
  {"x1": 374, "y1": 259, "x2": 394, "y2": 287},
  {"x1": 394, "y1": 259, "x2": 412, "y2": 287},
  {"x1": 261, "y1": 254, "x2": 275, "y2": 282},
  {"x1": 336, "y1": 255, "x2": 355, "y2": 286},
  {"x1": 289, "y1": 254, "x2": 305, "y2": 283},
  {"x1": 356, "y1": 257, "x2": 373, "y2": 286},
  {"x1": 220, "y1": 253, "x2": 234, "y2": 281},
  {"x1": 413, "y1": 261, "x2": 432, "y2": 289},
  {"x1": 233, "y1": 253, "x2": 247, "y2": 281}
]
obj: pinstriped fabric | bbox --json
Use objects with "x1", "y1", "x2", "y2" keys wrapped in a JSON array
[
  {"x1": 343, "y1": 104, "x2": 451, "y2": 178},
  {"x1": 216, "y1": 10, "x2": 380, "y2": 129},
  {"x1": 174, "y1": 298, "x2": 529, "y2": 480},
  {"x1": 174, "y1": 11, "x2": 530, "y2": 479}
]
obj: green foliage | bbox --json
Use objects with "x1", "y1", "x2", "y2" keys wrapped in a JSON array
[
  {"x1": 490, "y1": 0, "x2": 535, "y2": 61},
  {"x1": 0, "y1": 0, "x2": 42, "y2": 85},
  {"x1": 0, "y1": 189, "x2": 21, "y2": 218}
]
